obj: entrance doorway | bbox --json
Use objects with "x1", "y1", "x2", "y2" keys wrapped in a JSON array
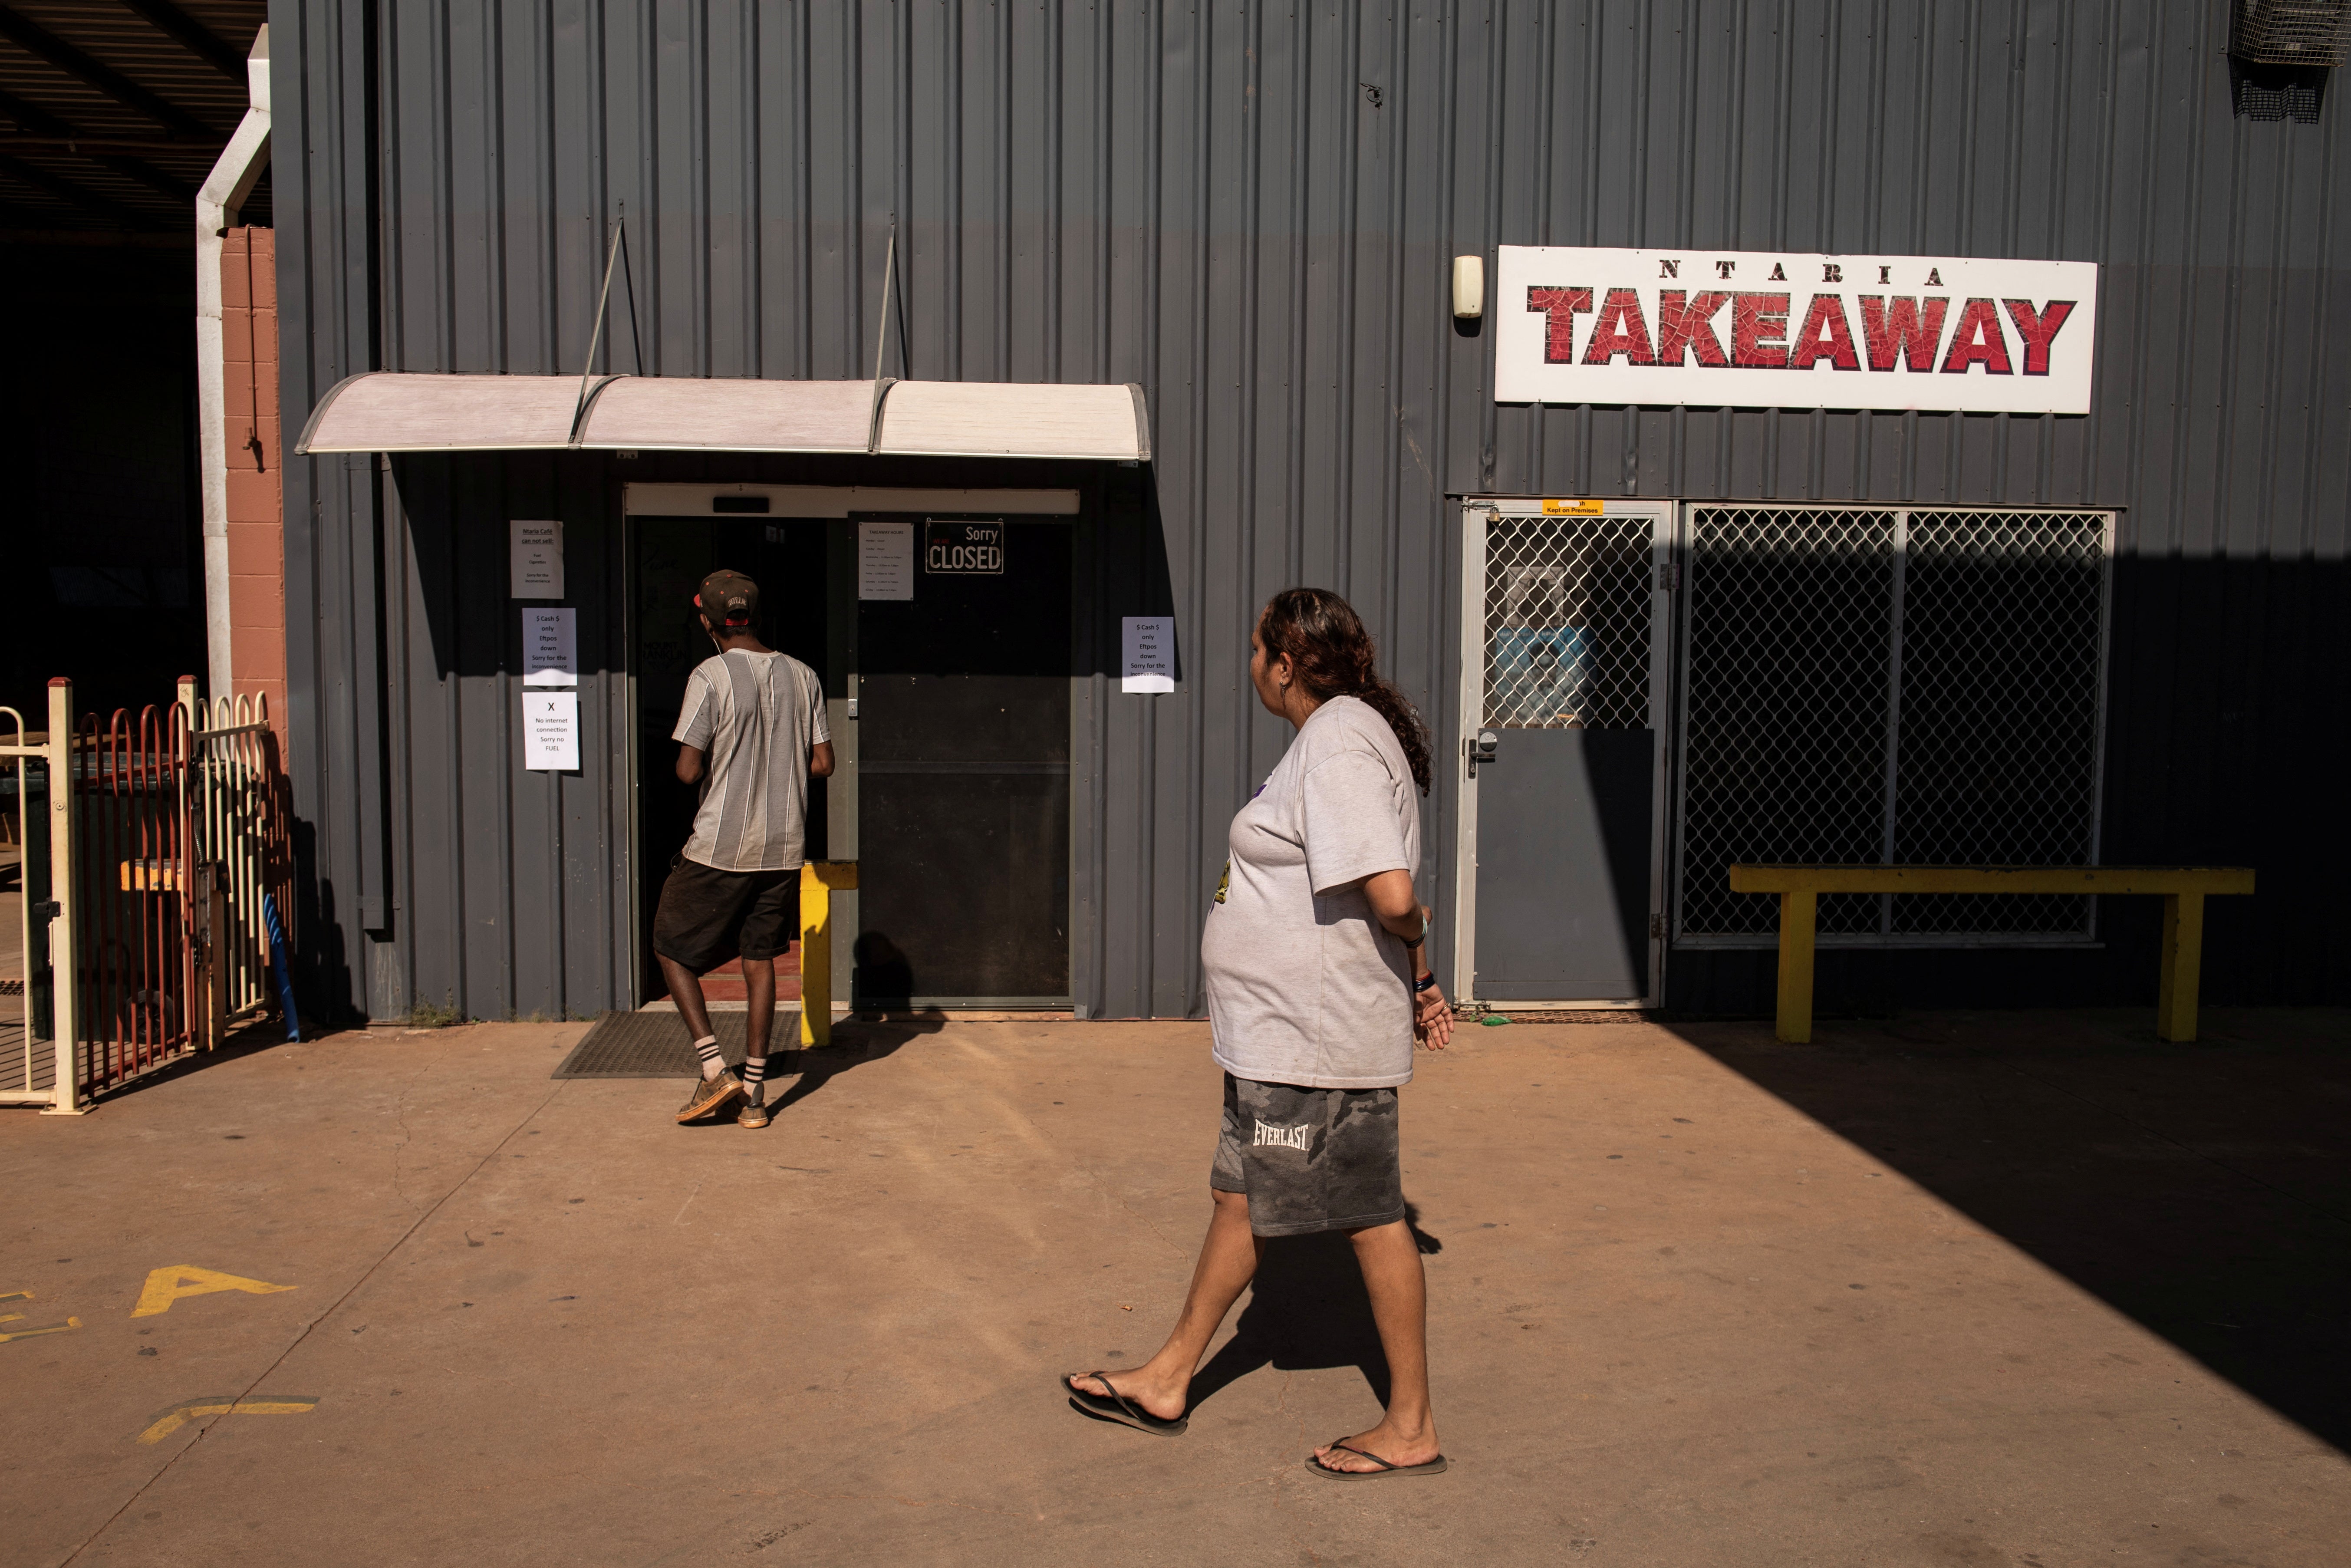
[
  {"x1": 1452, "y1": 500, "x2": 1671, "y2": 1005},
  {"x1": 626, "y1": 496, "x2": 1077, "y2": 1013},
  {"x1": 630, "y1": 516, "x2": 831, "y2": 1002},
  {"x1": 847, "y1": 514, "x2": 1072, "y2": 1008}
]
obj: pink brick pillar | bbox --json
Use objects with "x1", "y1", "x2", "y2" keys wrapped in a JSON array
[{"x1": 220, "y1": 227, "x2": 286, "y2": 751}]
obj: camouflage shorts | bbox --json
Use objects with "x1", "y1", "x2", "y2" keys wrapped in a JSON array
[{"x1": 1209, "y1": 1073, "x2": 1406, "y2": 1238}]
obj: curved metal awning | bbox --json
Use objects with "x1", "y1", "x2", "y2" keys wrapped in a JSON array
[
  {"x1": 873, "y1": 380, "x2": 1150, "y2": 460},
  {"x1": 295, "y1": 372, "x2": 587, "y2": 453},
  {"x1": 576, "y1": 376, "x2": 873, "y2": 453},
  {"x1": 295, "y1": 372, "x2": 1151, "y2": 461}
]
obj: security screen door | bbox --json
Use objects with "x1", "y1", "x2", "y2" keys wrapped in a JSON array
[
  {"x1": 1453, "y1": 501, "x2": 1671, "y2": 1004},
  {"x1": 849, "y1": 514, "x2": 1072, "y2": 1008}
]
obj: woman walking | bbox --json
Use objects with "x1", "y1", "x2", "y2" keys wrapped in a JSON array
[{"x1": 1063, "y1": 588, "x2": 1454, "y2": 1480}]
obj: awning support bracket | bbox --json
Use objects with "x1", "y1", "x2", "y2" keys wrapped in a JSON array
[
  {"x1": 868, "y1": 224, "x2": 898, "y2": 454},
  {"x1": 574, "y1": 211, "x2": 633, "y2": 441}
]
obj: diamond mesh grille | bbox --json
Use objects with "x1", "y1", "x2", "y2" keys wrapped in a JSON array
[
  {"x1": 1673, "y1": 507, "x2": 2111, "y2": 945},
  {"x1": 1891, "y1": 512, "x2": 2109, "y2": 936},
  {"x1": 1677, "y1": 509, "x2": 1898, "y2": 937},
  {"x1": 1482, "y1": 514, "x2": 1653, "y2": 730}
]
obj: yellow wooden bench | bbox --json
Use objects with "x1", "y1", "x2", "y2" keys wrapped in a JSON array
[
  {"x1": 797, "y1": 860, "x2": 858, "y2": 1045},
  {"x1": 1725, "y1": 865, "x2": 2257, "y2": 1044}
]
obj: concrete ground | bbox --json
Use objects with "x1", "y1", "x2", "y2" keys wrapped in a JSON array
[{"x1": 3, "y1": 1008, "x2": 2346, "y2": 1567}]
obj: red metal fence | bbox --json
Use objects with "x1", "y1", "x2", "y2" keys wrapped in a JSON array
[
  {"x1": 7, "y1": 679, "x2": 298, "y2": 1113},
  {"x1": 72, "y1": 702, "x2": 196, "y2": 1095}
]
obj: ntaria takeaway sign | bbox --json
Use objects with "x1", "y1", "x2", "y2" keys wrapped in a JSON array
[{"x1": 1494, "y1": 247, "x2": 2096, "y2": 414}]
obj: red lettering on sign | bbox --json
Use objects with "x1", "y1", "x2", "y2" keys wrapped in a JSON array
[
  {"x1": 1857, "y1": 296, "x2": 1949, "y2": 371},
  {"x1": 1792, "y1": 294, "x2": 1860, "y2": 370},
  {"x1": 1939, "y1": 297, "x2": 2012, "y2": 374},
  {"x1": 1732, "y1": 292, "x2": 1791, "y2": 368},
  {"x1": 1582, "y1": 288, "x2": 1658, "y2": 365},
  {"x1": 2002, "y1": 299, "x2": 2075, "y2": 376},
  {"x1": 1526, "y1": 286, "x2": 1594, "y2": 363},
  {"x1": 1656, "y1": 290, "x2": 1732, "y2": 366}
]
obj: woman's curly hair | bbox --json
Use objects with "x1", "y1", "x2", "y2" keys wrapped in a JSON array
[{"x1": 1258, "y1": 587, "x2": 1433, "y2": 795}]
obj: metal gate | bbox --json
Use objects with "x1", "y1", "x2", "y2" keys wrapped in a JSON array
[
  {"x1": 72, "y1": 699, "x2": 198, "y2": 1098},
  {"x1": 1670, "y1": 505, "x2": 2115, "y2": 946},
  {"x1": 1, "y1": 700, "x2": 57, "y2": 1107},
  {"x1": 1, "y1": 680, "x2": 295, "y2": 1114},
  {"x1": 184, "y1": 693, "x2": 297, "y2": 1025},
  {"x1": 1452, "y1": 500, "x2": 1672, "y2": 1005}
]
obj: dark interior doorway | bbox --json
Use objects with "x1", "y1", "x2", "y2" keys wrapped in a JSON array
[
  {"x1": 850, "y1": 515, "x2": 1072, "y2": 1007},
  {"x1": 630, "y1": 516, "x2": 830, "y2": 1002}
]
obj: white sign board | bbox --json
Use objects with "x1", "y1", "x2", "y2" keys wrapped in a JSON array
[
  {"x1": 857, "y1": 521, "x2": 914, "y2": 600},
  {"x1": 523, "y1": 690, "x2": 579, "y2": 771},
  {"x1": 510, "y1": 520, "x2": 565, "y2": 599},
  {"x1": 521, "y1": 607, "x2": 576, "y2": 687},
  {"x1": 1122, "y1": 617, "x2": 1175, "y2": 693},
  {"x1": 1493, "y1": 247, "x2": 2096, "y2": 414}
]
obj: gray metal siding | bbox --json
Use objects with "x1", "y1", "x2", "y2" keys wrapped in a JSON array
[{"x1": 274, "y1": 0, "x2": 2350, "y2": 1021}]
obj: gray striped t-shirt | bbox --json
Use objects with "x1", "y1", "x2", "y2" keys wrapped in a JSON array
[{"x1": 672, "y1": 649, "x2": 830, "y2": 872}]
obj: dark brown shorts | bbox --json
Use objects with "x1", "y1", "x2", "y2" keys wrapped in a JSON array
[{"x1": 651, "y1": 855, "x2": 797, "y2": 973}]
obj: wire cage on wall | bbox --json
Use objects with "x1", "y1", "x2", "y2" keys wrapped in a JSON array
[{"x1": 2233, "y1": 0, "x2": 2351, "y2": 66}]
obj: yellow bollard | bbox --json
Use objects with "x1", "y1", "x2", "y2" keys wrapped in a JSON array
[{"x1": 797, "y1": 861, "x2": 857, "y2": 1046}]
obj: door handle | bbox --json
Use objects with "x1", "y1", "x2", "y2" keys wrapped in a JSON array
[{"x1": 1465, "y1": 730, "x2": 1499, "y2": 779}]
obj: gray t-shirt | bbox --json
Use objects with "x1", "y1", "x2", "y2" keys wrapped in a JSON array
[
  {"x1": 672, "y1": 649, "x2": 830, "y2": 872},
  {"x1": 1200, "y1": 696, "x2": 1422, "y2": 1090}
]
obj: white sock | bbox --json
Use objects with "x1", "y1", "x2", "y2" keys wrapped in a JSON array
[{"x1": 692, "y1": 1034, "x2": 724, "y2": 1081}]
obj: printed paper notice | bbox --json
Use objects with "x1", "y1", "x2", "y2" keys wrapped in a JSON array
[
  {"x1": 857, "y1": 521, "x2": 914, "y2": 600},
  {"x1": 511, "y1": 520, "x2": 565, "y2": 599},
  {"x1": 522, "y1": 607, "x2": 577, "y2": 686},
  {"x1": 523, "y1": 691, "x2": 579, "y2": 771},
  {"x1": 1122, "y1": 616, "x2": 1174, "y2": 693}
]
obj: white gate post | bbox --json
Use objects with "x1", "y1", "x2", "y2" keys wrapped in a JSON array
[{"x1": 41, "y1": 679, "x2": 85, "y2": 1114}]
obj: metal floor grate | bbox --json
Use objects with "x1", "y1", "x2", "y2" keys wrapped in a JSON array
[{"x1": 552, "y1": 1009, "x2": 800, "y2": 1079}]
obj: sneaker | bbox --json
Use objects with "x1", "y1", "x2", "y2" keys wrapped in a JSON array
[
  {"x1": 738, "y1": 1099, "x2": 770, "y2": 1129},
  {"x1": 676, "y1": 1069, "x2": 745, "y2": 1124}
]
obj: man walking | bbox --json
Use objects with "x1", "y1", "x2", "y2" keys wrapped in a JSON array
[{"x1": 655, "y1": 569, "x2": 833, "y2": 1127}]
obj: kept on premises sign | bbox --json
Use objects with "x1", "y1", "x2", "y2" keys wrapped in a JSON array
[{"x1": 1493, "y1": 246, "x2": 2096, "y2": 414}]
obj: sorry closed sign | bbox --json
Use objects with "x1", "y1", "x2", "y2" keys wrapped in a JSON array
[{"x1": 925, "y1": 519, "x2": 1006, "y2": 575}]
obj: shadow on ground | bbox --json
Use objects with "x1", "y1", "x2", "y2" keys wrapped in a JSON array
[
  {"x1": 1680, "y1": 1008, "x2": 2351, "y2": 1450},
  {"x1": 74, "y1": 1014, "x2": 300, "y2": 1104},
  {"x1": 1170, "y1": 1203, "x2": 1445, "y2": 1414},
  {"x1": 767, "y1": 1016, "x2": 943, "y2": 1113}
]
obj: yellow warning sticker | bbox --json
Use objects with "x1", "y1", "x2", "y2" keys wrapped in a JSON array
[{"x1": 1541, "y1": 499, "x2": 1605, "y2": 515}]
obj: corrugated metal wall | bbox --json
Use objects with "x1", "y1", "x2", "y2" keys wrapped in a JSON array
[{"x1": 274, "y1": 0, "x2": 2350, "y2": 1021}]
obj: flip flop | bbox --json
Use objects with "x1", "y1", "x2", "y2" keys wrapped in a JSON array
[
  {"x1": 1305, "y1": 1440, "x2": 1450, "y2": 1481},
  {"x1": 1062, "y1": 1372, "x2": 1188, "y2": 1436}
]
